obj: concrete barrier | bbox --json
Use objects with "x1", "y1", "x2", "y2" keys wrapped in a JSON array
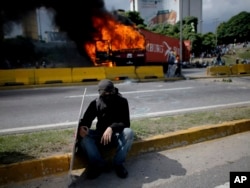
[
  {"x1": 0, "y1": 69, "x2": 35, "y2": 86},
  {"x1": 104, "y1": 66, "x2": 137, "y2": 80},
  {"x1": 207, "y1": 66, "x2": 231, "y2": 76},
  {"x1": 72, "y1": 67, "x2": 105, "y2": 82},
  {"x1": 135, "y1": 66, "x2": 164, "y2": 79},
  {"x1": 231, "y1": 64, "x2": 238, "y2": 75},
  {"x1": 245, "y1": 64, "x2": 250, "y2": 74},
  {"x1": 231, "y1": 64, "x2": 250, "y2": 75},
  {"x1": 15, "y1": 69, "x2": 36, "y2": 85},
  {"x1": 1, "y1": 64, "x2": 249, "y2": 87},
  {"x1": 207, "y1": 64, "x2": 250, "y2": 76},
  {"x1": 236, "y1": 64, "x2": 250, "y2": 74},
  {"x1": 1, "y1": 66, "x2": 164, "y2": 86},
  {"x1": 35, "y1": 68, "x2": 72, "y2": 84},
  {"x1": 0, "y1": 119, "x2": 249, "y2": 186},
  {"x1": 0, "y1": 70, "x2": 16, "y2": 86}
]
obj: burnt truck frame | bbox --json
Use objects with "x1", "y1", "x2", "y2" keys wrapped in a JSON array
[{"x1": 95, "y1": 40, "x2": 146, "y2": 66}]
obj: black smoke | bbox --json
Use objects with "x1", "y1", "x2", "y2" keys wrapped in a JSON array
[
  {"x1": 0, "y1": 0, "x2": 120, "y2": 61},
  {"x1": 44, "y1": 0, "x2": 109, "y2": 57}
]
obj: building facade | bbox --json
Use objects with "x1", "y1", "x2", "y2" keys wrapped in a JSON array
[{"x1": 130, "y1": 0, "x2": 202, "y2": 33}]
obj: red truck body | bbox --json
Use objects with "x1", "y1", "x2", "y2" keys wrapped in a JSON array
[
  {"x1": 94, "y1": 29, "x2": 190, "y2": 66},
  {"x1": 140, "y1": 28, "x2": 190, "y2": 65}
]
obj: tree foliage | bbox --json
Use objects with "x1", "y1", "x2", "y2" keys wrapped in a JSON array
[
  {"x1": 125, "y1": 11, "x2": 147, "y2": 28},
  {"x1": 217, "y1": 11, "x2": 250, "y2": 44},
  {"x1": 125, "y1": 10, "x2": 250, "y2": 57},
  {"x1": 202, "y1": 32, "x2": 216, "y2": 50}
]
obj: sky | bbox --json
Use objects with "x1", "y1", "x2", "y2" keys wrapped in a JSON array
[{"x1": 104, "y1": 0, "x2": 250, "y2": 33}]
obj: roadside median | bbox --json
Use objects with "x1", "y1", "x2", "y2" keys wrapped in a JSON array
[{"x1": 0, "y1": 119, "x2": 250, "y2": 186}]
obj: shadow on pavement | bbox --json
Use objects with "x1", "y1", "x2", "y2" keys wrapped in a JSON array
[{"x1": 69, "y1": 152, "x2": 187, "y2": 188}]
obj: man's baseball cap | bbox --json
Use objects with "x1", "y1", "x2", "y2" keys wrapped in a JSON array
[{"x1": 98, "y1": 79, "x2": 115, "y2": 93}]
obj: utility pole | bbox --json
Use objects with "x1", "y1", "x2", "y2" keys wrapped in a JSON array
[
  {"x1": 200, "y1": 19, "x2": 203, "y2": 34},
  {"x1": 214, "y1": 18, "x2": 219, "y2": 47},
  {"x1": 179, "y1": 0, "x2": 183, "y2": 75}
]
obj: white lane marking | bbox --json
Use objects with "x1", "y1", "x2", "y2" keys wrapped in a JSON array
[
  {"x1": 1, "y1": 101, "x2": 250, "y2": 135},
  {"x1": 214, "y1": 182, "x2": 229, "y2": 188},
  {"x1": 64, "y1": 87, "x2": 194, "y2": 98},
  {"x1": 132, "y1": 101, "x2": 250, "y2": 118}
]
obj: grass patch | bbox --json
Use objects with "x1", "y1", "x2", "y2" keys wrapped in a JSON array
[
  {"x1": 223, "y1": 47, "x2": 250, "y2": 65},
  {"x1": 0, "y1": 129, "x2": 74, "y2": 164},
  {"x1": 1, "y1": 106, "x2": 250, "y2": 164}
]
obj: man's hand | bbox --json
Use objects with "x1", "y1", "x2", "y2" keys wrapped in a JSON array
[
  {"x1": 78, "y1": 126, "x2": 89, "y2": 138},
  {"x1": 101, "y1": 127, "x2": 113, "y2": 145}
]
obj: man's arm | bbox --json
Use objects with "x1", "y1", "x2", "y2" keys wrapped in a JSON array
[
  {"x1": 101, "y1": 97, "x2": 130, "y2": 145},
  {"x1": 110, "y1": 98, "x2": 130, "y2": 133},
  {"x1": 78, "y1": 100, "x2": 97, "y2": 129}
]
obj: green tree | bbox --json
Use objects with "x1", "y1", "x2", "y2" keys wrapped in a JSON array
[
  {"x1": 202, "y1": 32, "x2": 216, "y2": 53},
  {"x1": 217, "y1": 11, "x2": 250, "y2": 44},
  {"x1": 190, "y1": 33, "x2": 203, "y2": 56},
  {"x1": 125, "y1": 11, "x2": 147, "y2": 28},
  {"x1": 148, "y1": 23, "x2": 179, "y2": 38}
]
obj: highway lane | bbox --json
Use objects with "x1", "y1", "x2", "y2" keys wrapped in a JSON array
[{"x1": 0, "y1": 76, "x2": 250, "y2": 133}]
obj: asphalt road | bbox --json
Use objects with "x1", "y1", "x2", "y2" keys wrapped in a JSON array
[
  {"x1": 0, "y1": 71, "x2": 250, "y2": 134},
  {"x1": 7, "y1": 130, "x2": 250, "y2": 188}
]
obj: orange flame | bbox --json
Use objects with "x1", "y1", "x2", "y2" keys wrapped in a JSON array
[{"x1": 84, "y1": 15, "x2": 145, "y2": 66}]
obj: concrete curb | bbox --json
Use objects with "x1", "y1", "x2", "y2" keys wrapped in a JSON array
[{"x1": 0, "y1": 119, "x2": 250, "y2": 186}]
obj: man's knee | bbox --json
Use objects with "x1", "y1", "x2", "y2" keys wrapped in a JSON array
[{"x1": 123, "y1": 128, "x2": 134, "y2": 140}]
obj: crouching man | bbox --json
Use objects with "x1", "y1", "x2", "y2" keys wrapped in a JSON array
[{"x1": 78, "y1": 79, "x2": 134, "y2": 179}]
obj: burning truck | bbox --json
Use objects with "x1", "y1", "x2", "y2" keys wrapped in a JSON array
[
  {"x1": 0, "y1": 0, "x2": 190, "y2": 70},
  {"x1": 83, "y1": 12, "x2": 191, "y2": 70}
]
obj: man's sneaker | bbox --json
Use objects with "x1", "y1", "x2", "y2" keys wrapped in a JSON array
[
  {"x1": 115, "y1": 164, "x2": 128, "y2": 178},
  {"x1": 85, "y1": 167, "x2": 102, "y2": 179}
]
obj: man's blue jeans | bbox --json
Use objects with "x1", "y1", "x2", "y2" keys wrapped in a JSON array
[{"x1": 80, "y1": 128, "x2": 134, "y2": 168}]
